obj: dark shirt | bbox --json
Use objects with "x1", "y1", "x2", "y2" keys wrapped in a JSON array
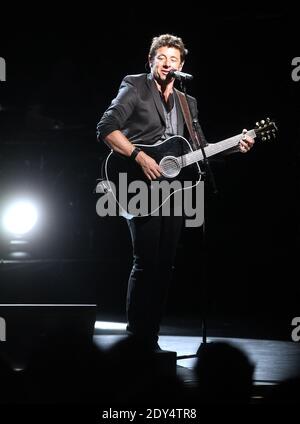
[{"x1": 160, "y1": 93, "x2": 178, "y2": 140}]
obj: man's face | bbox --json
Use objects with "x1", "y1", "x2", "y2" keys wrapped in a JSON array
[{"x1": 149, "y1": 46, "x2": 183, "y2": 83}]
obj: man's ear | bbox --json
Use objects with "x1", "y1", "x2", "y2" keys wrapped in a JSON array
[
  {"x1": 179, "y1": 61, "x2": 184, "y2": 71},
  {"x1": 148, "y1": 55, "x2": 153, "y2": 69}
]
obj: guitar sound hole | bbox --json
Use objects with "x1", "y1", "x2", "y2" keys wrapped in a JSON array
[{"x1": 160, "y1": 156, "x2": 181, "y2": 178}]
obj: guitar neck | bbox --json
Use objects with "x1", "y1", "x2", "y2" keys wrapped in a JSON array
[{"x1": 181, "y1": 129, "x2": 256, "y2": 167}]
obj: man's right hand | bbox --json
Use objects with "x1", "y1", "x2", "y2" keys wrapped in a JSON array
[{"x1": 135, "y1": 151, "x2": 161, "y2": 180}]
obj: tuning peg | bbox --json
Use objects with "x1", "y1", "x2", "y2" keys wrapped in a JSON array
[
  {"x1": 266, "y1": 117, "x2": 270, "y2": 122},
  {"x1": 256, "y1": 121, "x2": 260, "y2": 127},
  {"x1": 262, "y1": 137, "x2": 267, "y2": 141},
  {"x1": 260, "y1": 119, "x2": 265, "y2": 125}
]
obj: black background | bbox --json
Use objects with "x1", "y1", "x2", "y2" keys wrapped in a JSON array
[{"x1": 0, "y1": 6, "x2": 299, "y2": 335}]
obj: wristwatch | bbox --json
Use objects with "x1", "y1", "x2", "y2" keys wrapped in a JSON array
[{"x1": 130, "y1": 146, "x2": 142, "y2": 161}]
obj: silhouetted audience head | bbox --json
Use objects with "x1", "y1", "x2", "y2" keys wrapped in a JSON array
[
  {"x1": 194, "y1": 341, "x2": 255, "y2": 404},
  {"x1": 103, "y1": 336, "x2": 186, "y2": 406},
  {"x1": 23, "y1": 338, "x2": 107, "y2": 404}
]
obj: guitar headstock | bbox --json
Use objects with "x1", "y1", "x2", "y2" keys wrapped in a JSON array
[{"x1": 255, "y1": 118, "x2": 278, "y2": 142}]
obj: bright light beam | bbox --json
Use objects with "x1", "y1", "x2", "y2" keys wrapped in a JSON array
[
  {"x1": 2, "y1": 200, "x2": 38, "y2": 235},
  {"x1": 95, "y1": 321, "x2": 127, "y2": 331}
]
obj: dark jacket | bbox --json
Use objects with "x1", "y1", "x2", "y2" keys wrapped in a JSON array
[{"x1": 97, "y1": 73, "x2": 200, "y2": 145}]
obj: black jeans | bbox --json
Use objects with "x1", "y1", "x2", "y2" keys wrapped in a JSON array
[{"x1": 126, "y1": 214, "x2": 183, "y2": 342}]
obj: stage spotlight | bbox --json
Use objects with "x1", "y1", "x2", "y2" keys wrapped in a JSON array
[{"x1": 2, "y1": 200, "x2": 38, "y2": 236}]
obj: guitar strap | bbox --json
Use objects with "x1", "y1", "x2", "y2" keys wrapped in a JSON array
[{"x1": 175, "y1": 89, "x2": 205, "y2": 150}]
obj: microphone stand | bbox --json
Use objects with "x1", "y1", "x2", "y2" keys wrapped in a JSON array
[{"x1": 177, "y1": 77, "x2": 218, "y2": 358}]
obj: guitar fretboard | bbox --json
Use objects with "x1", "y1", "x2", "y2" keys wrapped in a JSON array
[{"x1": 181, "y1": 129, "x2": 256, "y2": 167}]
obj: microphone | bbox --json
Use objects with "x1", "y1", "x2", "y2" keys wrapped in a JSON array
[{"x1": 169, "y1": 69, "x2": 193, "y2": 81}]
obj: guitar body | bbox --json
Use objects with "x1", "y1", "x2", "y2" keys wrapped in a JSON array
[{"x1": 103, "y1": 136, "x2": 202, "y2": 217}]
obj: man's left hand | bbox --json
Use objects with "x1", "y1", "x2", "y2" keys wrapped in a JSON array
[{"x1": 239, "y1": 129, "x2": 255, "y2": 153}]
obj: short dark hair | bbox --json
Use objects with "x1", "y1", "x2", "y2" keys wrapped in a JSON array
[{"x1": 148, "y1": 34, "x2": 188, "y2": 64}]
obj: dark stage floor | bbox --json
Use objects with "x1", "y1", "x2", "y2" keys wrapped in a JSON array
[{"x1": 1, "y1": 307, "x2": 299, "y2": 409}]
